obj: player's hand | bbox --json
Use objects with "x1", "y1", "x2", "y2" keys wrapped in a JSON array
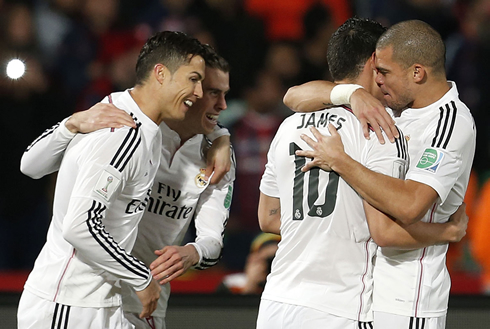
[
  {"x1": 65, "y1": 103, "x2": 136, "y2": 133},
  {"x1": 295, "y1": 124, "x2": 345, "y2": 172},
  {"x1": 150, "y1": 245, "x2": 199, "y2": 285},
  {"x1": 205, "y1": 135, "x2": 231, "y2": 185},
  {"x1": 135, "y1": 279, "x2": 160, "y2": 318},
  {"x1": 350, "y1": 88, "x2": 398, "y2": 144},
  {"x1": 447, "y1": 202, "x2": 468, "y2": 243}
]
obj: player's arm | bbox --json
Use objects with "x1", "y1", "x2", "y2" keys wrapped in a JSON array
[
  {"x1": 151, "y1": 152, "x2": 236, "y2": 285},
  {"x1": 298, "y1": 124, "x2": 438, "y2": 225},
  {"x1": 258, "y1": 192, "x2": 281, "y2": 235},
  {"x1": 20, "y1": 102, "x2": 135, "y2": 179},
  {"x1": 364, "y1": 201, "x2": 467, "y2": 249},
  {"x1": 204, "y1": 130, "x2": 232, "y2": 185},
  {"x1": 283, "y1": 81, "x2": 397, "y2": 143},
  {"x1": 62, "y1": 129, "x2": 159, "y2": 316},
  {"x1": 258, "y1": 130, "x2": 281, "y2": 234}
]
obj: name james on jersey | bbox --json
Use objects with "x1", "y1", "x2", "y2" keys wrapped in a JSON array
[{"x1": 296, "y1": 112, "x2": 347, "y2": 130}]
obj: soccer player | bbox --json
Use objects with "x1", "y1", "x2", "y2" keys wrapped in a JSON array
[
  {"x1": 17, "y1": 31, "x2": 207, "y2": 329},
  {"x1": 291, "y1": 20, "x2": 476, "y2": 328},
  {"x1": 256, "y1": 18, "x2": 467, "y2": 329},
  {"x1": 20, "y1": 45, "x2": 234, "y2": 329}
]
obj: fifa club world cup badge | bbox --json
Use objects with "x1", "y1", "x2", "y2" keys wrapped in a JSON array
[
  {"x1": 102, "y1": 176, "x2": 114, "y2": 193},
  {"x1": 95, "y1": 169, "x2": 121, "y2": 200},
  {"x1": 195, "y1": 168, "x2": 209, "y2": 188}
]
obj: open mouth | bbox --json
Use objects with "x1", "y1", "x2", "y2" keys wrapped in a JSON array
[
  {"x1": 206, "y1": 113, "x2": 219, "y2": 123},
  {"x1": 184, "y1": 100, "x2": 193, "y2": 107}
]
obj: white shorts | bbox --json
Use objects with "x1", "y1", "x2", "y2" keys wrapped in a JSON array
[
  {"x1": 124, "y1": 312, "x2": 166, "y2": 329},
  {"x1": 256, "y1": 299, "x2": 372, "y2": 329},
  {"x1": 374, "y1": 311, "x2": 446, "y2": 329},
  {"x1": 17, "y1": 290, "x2": 134, "y2": 329}
]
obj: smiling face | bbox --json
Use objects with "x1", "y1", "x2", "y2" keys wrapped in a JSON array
[
  {"x1": 182, "y1": 67, "x2": 230, "y2": 135},
  {"x1": 374, "y1": 46, "x2": 415, "y2": 112},
  {"x1": 161, "y1": 55, "x2": 206, "y2": 120}
]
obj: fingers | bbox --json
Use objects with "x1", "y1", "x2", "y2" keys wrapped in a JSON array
[
  {"x1": 156, "y1": 266, "x2": 183, "y2": 285},
  {"x1": 137, "y1": 280, "x2": 160, "y2": 318},
  {"x1": 372, "y1": 124, "x2": 386, "y2": 145},
  {"x1": 301, "y1": 161, "x2": 316, "y2": 172},
  {"x1": 139, "y1": 305, "x2": 154, "y2": 319},
  {"x1": 299, "y1": 133, "x2": 317, "y2": 149},
  {"x1": 210, "y1": 169, "x2": 224, "y2": 185},
  {"x1": 150, "y1": 248, "x2": 185, "y2": 284},
  {"x1": 204, "y1": 163, "x2": 213, "y2": 183},
  {"x1": 326, "y1": 123, "x2": 338, "y2": 137},
  {"x1": 359, "y1": 118, "x2": 370, "y2": 140}
]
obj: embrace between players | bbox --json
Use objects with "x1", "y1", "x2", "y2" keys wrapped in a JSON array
[{"x1": 19, "y1": 17, "x2": 473, "y2": 329}]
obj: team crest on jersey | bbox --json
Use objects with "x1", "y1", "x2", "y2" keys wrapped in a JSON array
[
  {"x1": 94, "y1": 169, "x2": 121, "y2": 200},
  {"x1": 195, "y1": 168, "x2": 209, "y2": 188},
  {"x1": 416, "y1": 148, "x2": 444, "y2": 173}
]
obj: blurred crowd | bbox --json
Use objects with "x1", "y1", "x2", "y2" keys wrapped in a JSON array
[{"x1": 1, "y1": 0, "x2": 490, "y2": 295}]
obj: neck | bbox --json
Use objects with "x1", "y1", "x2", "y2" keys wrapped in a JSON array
[
  {"x1": 165, "y1": 120, "x2": 196, "y2": 145},
  {"x1": 335, "y1": 63, "x2": 376, "y2": 93},
  {"x1": 129, "y1": 85, "x2": 164, "y2": 125},
  {"x1": 412, "y1": 79, "x2": 450, "y2": 109}
]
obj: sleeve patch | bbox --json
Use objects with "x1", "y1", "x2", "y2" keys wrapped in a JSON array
[
  {"x1": 416, "y1": 148, "x2": 444, "y2": 173},
  {"x1": 94, "y1": 169, "x2": 121, "y2": 201},
  {"x1": 224, "y1": 185, "x2": 233, "y2": 209}
]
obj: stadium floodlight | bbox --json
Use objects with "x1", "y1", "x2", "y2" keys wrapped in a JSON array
[{"x1": 6, "y1": 58, "x2": 25, "y2": 79}]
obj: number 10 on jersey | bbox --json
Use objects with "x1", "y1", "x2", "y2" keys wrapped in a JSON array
[{"x1": 290, "y1": 142, "x2": 339, "y2": 221}]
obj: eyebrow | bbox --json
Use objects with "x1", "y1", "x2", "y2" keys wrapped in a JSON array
[
  {"x1": 208, "y1": 87, "x2": 230, "y2": 93},
  {"x1": 192, "y1": 71, "x2": 204, "y2": 80}
]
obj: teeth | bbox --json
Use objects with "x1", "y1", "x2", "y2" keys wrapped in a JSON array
[
  {"x1": 184, "y1": 100, "x2": 193, "y2": 107},
  {"x1": 206, "y1": 114, "x2": 219, "y2": 120}
]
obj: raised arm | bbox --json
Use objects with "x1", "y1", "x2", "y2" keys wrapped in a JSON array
[
  {"x1": 21, "y1": 103, "x2": 135, "y2": 179},
  {"x1": 283, "y1": 80, "x2": 336, "y2": 113},
  {"x1": 283, "y1": 81, "x2": 398, "y2": 143}
]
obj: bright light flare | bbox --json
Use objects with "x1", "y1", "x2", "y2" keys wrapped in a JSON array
[{"x1": 6, "y1": 59, "x2": 26, "y2": 79}]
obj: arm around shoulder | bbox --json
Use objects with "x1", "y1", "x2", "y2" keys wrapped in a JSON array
[
  {"x1": 21, "y1": 117, "x2": 76, "y2": 179},
  {"x1": 283, "y1": 80, "x2": 336, "y2": 112}
]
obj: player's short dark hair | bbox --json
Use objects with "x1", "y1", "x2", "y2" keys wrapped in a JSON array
[
  {"x1": 377, "y1": 20, "x2": 446, "y2": 75},
  {"x1": 327, "y1": 17, "x2": 386, "y2": 81},
  {"x1": 135, "y1": 31, "x2": 205, "y2": 85},
  {"x1": 202, "y1": 44, "x2": 230, "y2": 73}
]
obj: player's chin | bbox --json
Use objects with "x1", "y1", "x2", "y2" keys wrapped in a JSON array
[{"x1": 173, "y1": 106, "x2": 189, "y2": 120}]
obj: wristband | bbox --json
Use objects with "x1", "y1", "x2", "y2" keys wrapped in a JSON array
[{"x1": 330, "y1": 84, "x2": 364, "y2": 105}]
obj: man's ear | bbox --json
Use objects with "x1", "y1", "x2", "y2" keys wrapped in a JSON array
[
  {"x1": 154, "y1": 63, "x2": 168, "y2": 85},
  {"x1": 412, "y1": 64, "x2": 426, "y2": 82}
]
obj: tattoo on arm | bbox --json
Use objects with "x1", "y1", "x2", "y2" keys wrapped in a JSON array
[{"x1": 269, "y1": 208, "x2": 280, "y2": 216}]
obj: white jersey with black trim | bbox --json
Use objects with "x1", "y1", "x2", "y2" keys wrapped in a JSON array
[
  {"x1": 20, "y1": 100, "x2": 235, "y2": 317},
  {"x1": 259, "y1": 107, "x2": 408, "y2": 322},
  {"x1": 122, "y1": 122, "x2": 235, "y2": 318},
  {"x1": 23, "y1": 90, "x2": 161, "y2": 308},
  {"x1": 373, "y1": 81, "x2": 476, "y2": 318}
]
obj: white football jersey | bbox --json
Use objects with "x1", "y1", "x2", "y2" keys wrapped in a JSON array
[
  {"x1": 260, "y1": 107, "x2": 408, "y2": 321},
  {"x1": 21, "y1": 100, "x2": 235, "y2": 317},
  {"x1": 122, "y1": 122, "x2": 235, "y2": 318},
  {"x1": 23, "y1": 90, "x2": 161, "y2": 307},
  {"x1": 373, "y1": 81, "x2": 476, "y2": 317}
]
